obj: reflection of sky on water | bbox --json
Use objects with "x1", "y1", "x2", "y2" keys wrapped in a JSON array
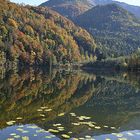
[
  {"x1": 0, "y1": 124, "x2": 60, "y2": 140},
  {"x1": 1, "y1": 124, "x2": 140, "y2": 140},
  {"x1": 94, "y1": 130, "x2": 140, "y2": 140}
]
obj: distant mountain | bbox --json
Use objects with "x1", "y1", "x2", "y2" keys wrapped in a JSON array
[
  {"x1": 75, "y1": 4, "x2": 140, "y2": 57},
  {"x1": 90, "y1": 0, "x2": 140, "y2": 18},
  {"x1": 0, "y1": 0, "x2": 98, "y2": 66},
  {"x1": 40, "y1": 0, "x2": 93, "y2": 19},
  {"x1": 40, "y1": 0, "x2": 140, "y2": 19}
]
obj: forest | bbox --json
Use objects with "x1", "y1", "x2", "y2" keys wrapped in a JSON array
[
  {"x1": 0, "y1": 0, "x2": 98, "y2": 67},
  {"x1": 83, "y1": 48, "x2": 140, "y2": 70},
  {"x1": 0, "y1": 0, "x2": 139, "y2": 71}
]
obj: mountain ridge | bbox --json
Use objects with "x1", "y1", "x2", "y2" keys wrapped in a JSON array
[
  {"x1": 40, "y1": 0, "x2": 93, "y2": 19},
  {"x1": 75, "y1": 4, "x2": 140, "y2": 57},
  {"x1": 91, "y1": 0, "x2": 140, "y2": 18},
  {"x1": 41, "y1": 0, "x2": 140, "y2": 19}
]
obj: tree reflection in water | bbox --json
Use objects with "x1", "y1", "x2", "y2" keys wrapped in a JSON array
[{"x1": 0, "y1": 68, "x2": 140, "y2": 139}]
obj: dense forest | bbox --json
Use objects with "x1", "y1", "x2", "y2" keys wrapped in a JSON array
[
  {"x1": 83, "y1": 48, "x2": 140, "y2": 70},
  {"x1": 75, "y1": 4, "x2": 140, "y2": 57},
  {"x1": 0, "y1": 0, "x2": 98, "y2": 67},
  {"x1": 0, "y1": 0, "x2": 140, "y2": 69},
  {"x1": 41, "y1": 0, "x2": 140, "y2": 60}
]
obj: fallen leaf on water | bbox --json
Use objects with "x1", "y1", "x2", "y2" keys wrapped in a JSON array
[
  {"x1": 85, "y1": 135, "x2": 91, "y2": 138},
  {"x1": 61, "y1": 134, "x2": 70, "y2": 139},
  {"x1": 72, "y1": 123, "x2": 80, "y2": 126},
  {"x1": 70, "y1": 113, "x2": 76, "y2": 117},
  {"x1": 18, "y1": 125, "x2": 24, "y2": 128},
  {"x1": 22, "y1": 136, "x2": 29, "y2": 140},
  {"x1": 111, "y1": 127, "x2": 116, "y2": 129},
  {"x1": 41, "y1": 106, "x2": 48, "y2": 109},
  {"x1": 118, "y1": 138, "x2": 127, "y2": 140},
  {"x1": 42, "y1": 118, "x2": 46, "y2": 121},
  {"x1": 16, "y1": 128, "x2": 24, "y2": 132},
  {"x1": 58, "y1": 113, "x2": 65, "y2": 116},
  {"x1": 48, "y1": 129, "x2": 59, "y2": 133},
  {"x1": 127, "y1": 132, "x2": 134, "y2": 136},
  {"x1": 53, "y1": 123, "x2": 62, "y2": 127},
  {"x1": 112, "y1": 133, "x2": 123, "y2": 137},
  {"x1": 40, "y1": 114, "x2": 45, "y2": 117},
  {"x1": 45, "y1": 136, "x2": 52, "y2": 139},
  {"x1": 79, "y1": 138, "x2": 84, "y2": 140},
  {"x1": 104, "y1": 125, "x2": 109, "y2": 128},
  {"x1": 22, "y1": 130, "x2": 29, "y2": 134},
  {"x1": 10, "y1": 133, "x2": 16, "y2": 136},
  {"x1": 57, "y1": 126, "x2": 64, "y2": 129},
  {"x1": 72, "y1": 138, "x2": 78, "y2": 140},
  {"x1": 16, "y1": 117, "x2": 22, "y2": 120},
  {"x1": 14, "y1": 135, "x2": 20, "y2": 138},
  {"x1": 27, "y1": 125, "x2": 38, "y2": 129},
  {"x1": 6, "y1": 121, "x2": 16, "y2": 125},
  {"x1": 95, "y1": 126, "x2": 101, "y2": 129},
  {"x1": 36, "y1": 129, "x2": 45, "y2": 133},
  {"x1": 37, "y1": 109, "x2": 43, "y2": 112},
  {"x1": 45, "y1": 109, "x2": 52, "y2": 112}
]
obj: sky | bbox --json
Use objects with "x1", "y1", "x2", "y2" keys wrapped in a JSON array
[{"x1": 10, "y1": 0, "x2": 140, "y2": 6}]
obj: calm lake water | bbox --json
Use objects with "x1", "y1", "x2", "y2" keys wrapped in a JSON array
[{"x1": 0, "y1": 68, "x2": 140, "y2": 140}]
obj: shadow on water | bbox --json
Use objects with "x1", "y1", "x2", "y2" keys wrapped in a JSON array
[{"x1": 0, "y1": 67, "x2": 140, "y2": 139}]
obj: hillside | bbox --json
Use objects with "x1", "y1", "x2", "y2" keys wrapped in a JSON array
[
  {"x1": 40, "y1": 0, "x2": 93, "y2": 19},
  {"x1": 0, "y1": 0, "x2": 98, "y2": 66},
  {"x1": 75, "y1": 4, "x2": 140, "y2": 57}
]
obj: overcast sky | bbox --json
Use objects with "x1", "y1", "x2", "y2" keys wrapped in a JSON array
[{"x1": 10, "y1": 0, "x2": 140, "y2": 6}]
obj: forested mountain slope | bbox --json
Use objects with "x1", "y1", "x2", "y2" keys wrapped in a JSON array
[
  {"x1": 75, "y1": 4, "x2": 140, "y2": 57},
  {"x1": 0, "y1": 0, "x2": 97, "y2": 66}
]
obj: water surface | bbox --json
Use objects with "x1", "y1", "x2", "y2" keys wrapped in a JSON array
[{"x1": 0, "y1": 68, "x2": 140, "y2": 140}]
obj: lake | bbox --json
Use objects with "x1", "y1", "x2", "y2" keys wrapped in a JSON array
[{"x1": 0, "y1": 68, "x2": 140, "y2": 140}]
